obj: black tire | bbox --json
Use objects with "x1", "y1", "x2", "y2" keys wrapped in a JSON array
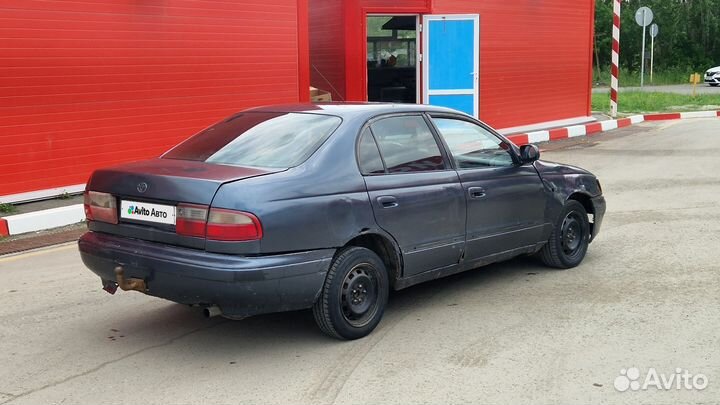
[
  {"x1": 539, "y1": 200, "x2": 590, "y2": 269},
  {"x1": 710, "y1": 83, "x2": 719, "y2": 87},
  {"x1": 313, "y1": 247, "x2": 389, "y2": 340}
]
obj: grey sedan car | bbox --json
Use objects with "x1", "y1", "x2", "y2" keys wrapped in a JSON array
[{"x1": 79, "y1": 103, "x2": 606, "y2": 340}]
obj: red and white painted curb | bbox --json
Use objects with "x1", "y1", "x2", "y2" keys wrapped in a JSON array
[
  {"x1": 506, "y1": 111, "x2": 720, "y2": 146},
  {"x1": 1, "y1": 110, "x2": 719, "y2": 238},
  {"x1": 0, "y1": 204, "x2": 84, "y2": 237}
]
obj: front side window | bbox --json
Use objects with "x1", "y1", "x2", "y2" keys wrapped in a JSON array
[
  {"x1": 370, "y1": 116, "x2": 445, "y2": 173},
  {"x1": 431, "y1": 117, "x2": 514, "y2": 169},
  {"x1": 163, "y1": 112, "x2": 342, "y2": 169}
]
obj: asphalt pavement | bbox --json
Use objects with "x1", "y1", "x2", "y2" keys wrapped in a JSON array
[{"x1": 1, "y1": 119, "x2": 719, "y2": 405}]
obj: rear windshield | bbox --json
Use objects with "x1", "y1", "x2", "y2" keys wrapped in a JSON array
[{"x1": 163, "y1": 112, "x2": 342, "y2": 168}]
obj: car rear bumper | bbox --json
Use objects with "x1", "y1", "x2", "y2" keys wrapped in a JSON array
[
  {"x1": 78, "y1": 231, "x2": 334, "y2": 317},
  {"x1": 590, "y1": 195, "x2": 606, "y2": 241}
]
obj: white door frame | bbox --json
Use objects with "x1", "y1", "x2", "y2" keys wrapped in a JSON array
[{"x1": 421, "y1": 14, "x2": 480, "y2": 118}]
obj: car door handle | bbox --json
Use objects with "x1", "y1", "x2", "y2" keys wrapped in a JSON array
[
  {"x1": 468, "y1": 187, "x2": 486, "y2": 199},
  {"x1": 377, "y1": 196, "x2": 399, "y2": 208}
]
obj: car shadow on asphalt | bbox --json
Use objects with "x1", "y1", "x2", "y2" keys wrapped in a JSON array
[{"x1": 111, "y1": 255, "x2": 551, "y2": 348}]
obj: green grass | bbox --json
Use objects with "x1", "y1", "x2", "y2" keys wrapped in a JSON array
[
  {"x1": 0, "y1": 203, "x2": 16, "y2": 214},
  {"x1": 592, "y1": 92, "x2": 720, "y2": 114},
  {"x1": 592, "y1": 67, "x2": 697, "y2": 87}
]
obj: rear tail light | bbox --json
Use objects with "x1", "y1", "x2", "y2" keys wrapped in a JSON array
[
  {"x1": 84, "y1": 191, "x2": 118, "y2": 224},
  {"x1": 176, "y1": 204, "x2": 208, "y2": 238},
  {"x1": 206, "y1": 209, "x2": 263, "y2": 241},
  {"x1": 175, "y1": 205, "x2": 262, "y2": 241}
]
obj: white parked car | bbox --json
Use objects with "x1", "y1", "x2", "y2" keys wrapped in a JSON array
[{"x1": 706, "y1": 66, "x2": 720, "y2": 86}]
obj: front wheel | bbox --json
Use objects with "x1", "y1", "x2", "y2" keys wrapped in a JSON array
[
  {"x1": 313, "y1": 247, "x2": 389, "y2": 340},
  {"x1": 539, "y1": 200, "x2": 590, "y2": 269}
]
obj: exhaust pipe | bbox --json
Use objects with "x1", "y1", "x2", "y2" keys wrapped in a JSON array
[{"x1": 203, "y1": 305, "x2": 222, "y2": 318}]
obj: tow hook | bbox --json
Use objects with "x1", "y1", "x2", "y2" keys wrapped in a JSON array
[{"x1": 113, "y1": 266, "x2": 147, "y2": 293}]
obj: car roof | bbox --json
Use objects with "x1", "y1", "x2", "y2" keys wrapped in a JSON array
[{"x1": 244, "y1": 102, "x2": 467, "y2": 120}]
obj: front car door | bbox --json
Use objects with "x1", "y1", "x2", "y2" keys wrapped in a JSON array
[
  {"x1": 427, "y1": 114, "x2": 547, "y2": 265},
  {"x1": 359, "y1": 114, "x2": 466, "y2": 277}
]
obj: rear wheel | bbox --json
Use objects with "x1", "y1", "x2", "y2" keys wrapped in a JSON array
[
  {"x1": 710, "y1": 83, "x2": 719, "y2": 87},
  {"x1": 539, "y1": 200, "x2": 590, "y2": 269},
  {"x1": 313, "y1": 247, "x2": 389, "y2": 340}
]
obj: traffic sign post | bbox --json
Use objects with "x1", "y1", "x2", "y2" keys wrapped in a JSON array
[
  {"x1": 635, "y1": 7, "x2": 654, "y2": 87},
  {"x1": 650, "y1": 23, "x2": 659, "y2": 83}
]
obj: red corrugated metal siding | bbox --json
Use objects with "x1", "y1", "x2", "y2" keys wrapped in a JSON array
[
  {"x1": 297, "y1": 0, "x2": 311, "y2": 102},
  {"x1": 309, "y1": 0, "x2": 346, "y2": 100},
  {"x1": 361, "y1": 0, "x2": 430, "y2": 12},
  {"x1": 432, "y1": 0, "x2": 594, "y2": 129},
  {"x1": 0, "y1": 0, "x2": 305, "y2": 197}
]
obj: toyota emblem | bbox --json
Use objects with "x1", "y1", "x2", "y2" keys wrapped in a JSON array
[{"x1": 137, "y1": 182, "x2": 148, "y2": 193}]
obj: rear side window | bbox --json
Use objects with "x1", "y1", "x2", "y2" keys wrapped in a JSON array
[
  {"x1": 163, "y1": 112, "x2": 342, "y2": 168},
  {"x1": 370, "y1": 116, "x2": 445, "y2": 173},
  {"x1": 357, "y1": 128, "x2": 385, "y2": 174}
]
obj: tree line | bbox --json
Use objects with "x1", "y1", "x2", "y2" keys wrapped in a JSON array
[{"x1": 595, "y1": 0, "x2": 720, "y2": 72}]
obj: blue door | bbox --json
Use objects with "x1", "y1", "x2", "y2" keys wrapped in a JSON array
[{"x1": 422, "y1": 15, "x2": 479, "y2": 117}]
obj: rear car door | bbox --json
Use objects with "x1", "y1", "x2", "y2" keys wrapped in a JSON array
[
  {"x1": 428, "y1": 115, "x2": 547, "y2": 265},
  {"x1": 359, "y1": 114, "x2": 466, "y2": 277}
]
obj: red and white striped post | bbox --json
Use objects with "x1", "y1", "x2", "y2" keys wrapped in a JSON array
[{"x1": 610, "y1": 0, "x2": 622, "y2": 118}]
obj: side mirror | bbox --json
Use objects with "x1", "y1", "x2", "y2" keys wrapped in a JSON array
[{"x1": 519, "y1": 144, "x2": 540, "y2": 163}]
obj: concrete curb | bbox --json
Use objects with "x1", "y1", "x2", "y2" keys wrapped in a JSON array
[
  {"x1": 0, "y1": 204, "x2": 85, "y2": 236},
  {"x1": 506, "y1": 110, "x2": 720, "y2": 146},
  {"x1": 1, "y1": 110, "x2": 718, "y2": 237}
]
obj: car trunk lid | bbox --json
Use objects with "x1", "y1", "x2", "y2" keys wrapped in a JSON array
[
  {"x1": 86, "y1": 159, "x2": 283, "y2": 249},
  {"x1": 89, "y1": 158, "x2": 280, "y2": 205}
]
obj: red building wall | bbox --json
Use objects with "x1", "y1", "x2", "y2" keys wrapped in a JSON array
[
  {"x1": 319, "y1": 0, "x2": 594, "y2": 130},
  {"x1": 432, "y1": 0, "x2": 595, "y2": 128},
  {"x1": 309, "y1": 0, "x2": 346, "y2": 100},
  {"x1": 362, "y1": 0, "x2": 430, "y2": 10},
  {"x1": 0, "y1": 0, "x2": 309, "y2": 199}
]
